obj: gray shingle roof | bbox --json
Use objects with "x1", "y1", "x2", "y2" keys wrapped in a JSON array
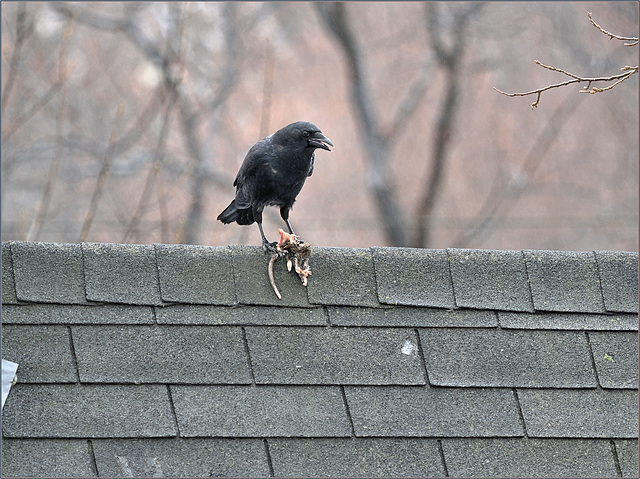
[{"x1": 1, "y1": 240, "x2": 638, "y2": 478}]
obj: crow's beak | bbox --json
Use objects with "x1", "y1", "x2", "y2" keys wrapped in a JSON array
[{"x1": 308, "y1": 132, "x2": 334, "y2": 151}]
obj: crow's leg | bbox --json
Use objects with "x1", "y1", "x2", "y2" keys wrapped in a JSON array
[
  {"x1": 280, "y1": 206, "x2": 295, "y2": 235},
  {"x1": 257, "y1": 222, "x2": 277, "y2": 252},
  {"x1": 285, "y1": 220, "x2": 295, "y2": 236},
  {"x1": 255, "y1": 207, "x2": 277, "y2": 253}
]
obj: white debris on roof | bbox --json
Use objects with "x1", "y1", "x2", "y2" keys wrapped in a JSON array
[{"x1": 2, "y1": 359, "x2": 18, "y2": 409}]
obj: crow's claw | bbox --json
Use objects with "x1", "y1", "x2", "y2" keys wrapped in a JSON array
[{"x1": 262, "y1": 240, "x2": 278, "y2": 254}]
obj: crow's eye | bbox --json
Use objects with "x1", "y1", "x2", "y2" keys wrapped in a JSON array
[{"x1": 302, "y1": 131, "x2": 310, "y2": 138}]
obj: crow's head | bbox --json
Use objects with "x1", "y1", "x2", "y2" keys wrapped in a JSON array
[
  {"x1": 281, "y1": 121, "x2": 333, "y2": 152},
  {"x1": 303, "y1": 127, "x2": 333, "y2": 152}
]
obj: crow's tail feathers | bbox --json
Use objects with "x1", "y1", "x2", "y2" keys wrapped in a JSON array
[
  {"x1": 217, "y1": 201, "x2": 239, "y2": 224},
  {"x1": 217, "y1": 200, "x2": 255, "y2": 225}
]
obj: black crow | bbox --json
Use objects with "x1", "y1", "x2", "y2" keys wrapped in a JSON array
[{"x1": 217, "y1": 121, "x2": 333, "y2": 251}]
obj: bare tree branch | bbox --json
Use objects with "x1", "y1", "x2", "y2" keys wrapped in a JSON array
[
  {"x1": 121, "y1": 3, "x2": 186, "y2": 244},
  {"x1": 1, "y1": 2, "x2": 33, "y2": 116},
  {"x1": 179, "y1": 2, "x2": 242, "y2": 244},
  {"x1": 51, "y1": 2, "x2": 174, "y2": 85},
  {"x1": 25, "y1": 15, "x2": 77, "y2": 241},
  {"x1": 495, "y1": 61, "x2": 638, "y2": 108},
  {"x1": 412, "y1": 2, "x2": 484, "y2": 248},
  {"x1": 122, "y1": 89, "x2": 177, "y2": 244},
  {"x1": 79, "y1": 102, "x2": 126, "y2": 242},
  {"x1": 495, "y1": 12, "x2": 638, "y2": 108},
  {"x1": 587, "y1": 11, "x2": 638, "y2": 46},
  {"x1": 384, "y1": 63, "x2": 434, "y2": 142},
  {"x1": 2, "y1": 80, "x2": 66, "y2": 143},
  {"x1": 316, "y1": 1, "x2": 408, "y2": 246},
  {"x1": 53, "y1": 2, "x2": 238, "y2": 244}
]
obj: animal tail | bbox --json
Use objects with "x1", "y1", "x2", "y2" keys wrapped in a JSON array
[
  {"x1": 217, "y1": 200, "x2": 239, "y2": 224},
  {"x1": 217, "y1": 200, "x2": 255, "y2": 225}
]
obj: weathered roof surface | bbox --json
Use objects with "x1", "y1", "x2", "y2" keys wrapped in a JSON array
[{"x1": 1, "y1": 241, "x2": 638, "y2": 478}]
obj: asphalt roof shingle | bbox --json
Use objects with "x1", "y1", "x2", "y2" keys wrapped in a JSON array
[
  {"x1": 1, "y1": 439, "x2": 96, "y2": 478},
  {"x1": 328, "y1": 305, "x2": 497, "y2": 327},
  {"x1": 269, "y1": 438, "x2": 445, "y2": 477},
  {"x1": 1, "y1": 240, "x2": 638, "y2": 478},
  {"x1": 170, "y1": 385, "x2": 351, "y2": 438},
  {"x1": 448, "y1": 248, "x2": 534, "y2": 312},
  {"x1": 1, "y1": 303, "x2": 155, "y2": 325},
  {"x1": 517, "y1": 388, "x2": 639, "y2": 438},
  {"x1": 617, "y1": 439, "x2": 640, "y2": 478},
  {"x1": 420, "y1": 328, "x2": 597, "y2": 388},
  {"x1": 1, "y1": 243, "x2": 18, "y2": 304},
  {"x1": 307, "y1": 247, "x2": 379, "y2": 307},
  {"x1": 344, "y1": 385, "x2": 523, "y2": 437},
  {"x1": 3, "y1": 384, "x2": 177, "y2": 438},
  {"x1": 82, "y1": 242, "x2": 163, "y2": 306},
  {"x1": 595, "y1": 250, "x2": 640, "y2": 313},
  {"x1": 93, "y1": 438, "x2": 270, "y2": 478},
  {"x1": 72, "y1": 325, "x2": 252, "y2": 384},
  {"x1": 155, "y1": 304, "x2": 327, "y2": 326},
  {"x1": 524, "y1": 250, "x2": 606, "y2": 313},
  {"x1": 588, "y1": 331, "x2": 639, "y2": 389},
  {"x1": 441, "y1": 438, "x2": 619, "y2": 478},
  {"x1": 156, "y1": 244, "x2": 236, "y2": 305},
  {"x1": 11, "y1": 242, "x2": 87, "y2": 304},
  {"x1": 371, "y1": 247, "x2": 455, "y2": 308},
  {"x1": 1, "y1": 325, "x2": 77, "y2": 383},
  {"x1": 245, "y1": 327, "x2": 426, "y2": 385},
  {"x1": 498, "y1": 310, "x2": 639, "y2": 330}
]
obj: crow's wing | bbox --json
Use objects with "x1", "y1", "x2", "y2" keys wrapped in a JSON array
[{"x1": 232, "y1": 138, "x2": 272, "y2": 209}]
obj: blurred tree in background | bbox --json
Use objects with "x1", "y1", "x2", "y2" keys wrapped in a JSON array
[{"x1": 2, "y1": 1, "x2": 638, "y2": 251}]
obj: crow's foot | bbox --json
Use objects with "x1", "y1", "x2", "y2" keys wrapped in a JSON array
[{"x1": 262, "y1": 240, "x2": 278, "y2": 254}]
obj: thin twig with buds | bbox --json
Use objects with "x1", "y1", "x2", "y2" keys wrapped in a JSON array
[
  {"x1": 587, "y1": 11, "x2": 638, "y2": 46},
  {"x1": 494, "y1": 12, "x2": 638, "y2": 108}
]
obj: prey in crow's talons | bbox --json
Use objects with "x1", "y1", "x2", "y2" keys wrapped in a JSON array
[
  {"x1": 217, "y1": 121, "x2": 333, "y2": 252},
  {"x1": 268, "y1": 228, "x2": 313, "y2": 300}
]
